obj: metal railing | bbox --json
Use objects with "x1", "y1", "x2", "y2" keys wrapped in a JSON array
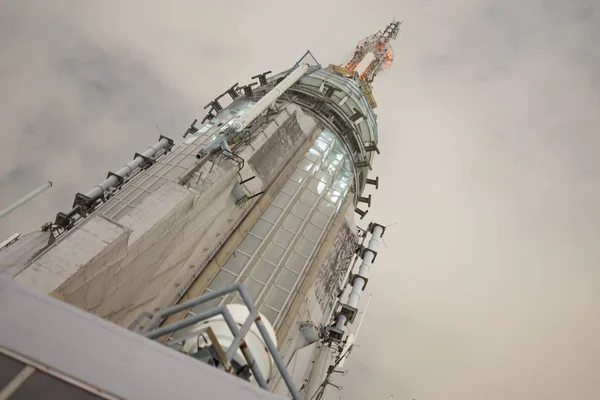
[{"x1": 137, "y1": 283, "x2": 301, "y2": 400}]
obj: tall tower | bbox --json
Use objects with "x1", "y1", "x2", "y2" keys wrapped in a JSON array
[{"x1": 0, "y1": 21, "x2": 400, "y2": 399}]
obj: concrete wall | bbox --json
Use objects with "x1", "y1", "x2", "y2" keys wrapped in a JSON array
[{"x1": 12, "y1": 103, "x2": 322, "y2": 330}]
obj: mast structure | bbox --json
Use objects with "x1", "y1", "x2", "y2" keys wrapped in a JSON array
[{"x1": 344, "y1": 20, "x2": 401, "y2": 83}]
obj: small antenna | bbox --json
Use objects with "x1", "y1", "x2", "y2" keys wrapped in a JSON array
[
  {"x1": 354, "y1": 294, "x2": 373, "y2": 340},
  {"x1": 380, "y1": 221, "x2": 397, "y2": 249},
  {"x1": 155, "y1": 124, "x2": 164, "y2": 136}
]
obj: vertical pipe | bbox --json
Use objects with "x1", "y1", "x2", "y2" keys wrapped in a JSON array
[
  {"x1": 335, "y1": 224, "x2": 383, "y2": 329},
  {"x1": 0, "y1": 181, "x2": 52, "y2": 220}
]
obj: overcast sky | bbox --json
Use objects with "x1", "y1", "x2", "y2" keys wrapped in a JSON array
[{"x1": 1, "y1": 1, "x2": 599, "y2": 399}]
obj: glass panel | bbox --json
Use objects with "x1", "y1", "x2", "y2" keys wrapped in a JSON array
[
  {"x1": 259, "y1": 305, "x2": 278, "y2": 325},
  {"x1": 298, "y1": 159, "x2": 314, "y2": 172},
  {"x1": 300, "y1": 189, "x2": 319, "y2": 206},
  {"x1": 290, "y1": 169, "x2": 308, "y2": 183},
  {"x1": 250, "y1": 259, "x2": 276, "y2": 283},
  {"x1": 265, "y1": 286, "x2": 290, "y2": 310},
  {"x1": 305, "y1": 149, "x2": 321, "y2": 162},
  {"x1": 325, "y1": 189, "x2": 341, "y2": 204},
  {"x1": 263, "y1": 243, "x2": 286, "y2": 265},
  {"x1": 281, "y1": 180, "x2": 300, "y2": 196},
  {"x1": 314, "y1": 138, "x2": 329, "y2": 153},
  {"x1": 320, "y1": 130, "x2": 334, "y2": 143},
  {"x1": 296, "y1": 237, "x2": 316, "y2": 257},
  {"x1": 273, "y1": 192, "x2": 292, "y2": 208},
  {"x1": 263, "y1": 204, "x2": 283, "y2": 223},
  {"x1": 273, "y1": 227, "x2": 295, "y2": 248},
  {"x1": 332, "y1": 179, "x2": 348, "y2": 194},
  {"x1": 311, "y1": 211, "x2": 329, "y2": 229},
  {"x1": 314, "y1": 170, "x2": 331, "y2": 184},
  {"x1": 326, "y1": 161, "x2": 339, "y2": 175},
  {"x1": 250, "y1": 218, "x2": 273, "y2": 239},
  {"x1": 318, "y1": 199, "x2": 336, "y2": 216},
  {"x1": 208, "y1": 270, "x2": 237, "y2": 290},
  {"x1": 238, "y1": 234, "x2": 261, "y2": 255},
  {"x1": 306, "y1": 178, "x2": 328, "y2": 195},
  {"x1": 198, "y1": 122, "x2": 214, "y2": 133},
  {"x1": 287, "y1": 252, "x2": 308, "y2": 274},
  {"x1": 304, "y1": 223, "x2": 322, "y2": 242},
  {"x1": 292, "y1": 202, "x2": 311, "y2": 219},
  {"x1": 223, "y1": 251, "x2": 250, "y2": 275},
  {"x1": 244, "y1": 278, "x2": 264, "y2": 302},
  {"x1": 283, "y1": 214, "x2": 303, "y2": 233},
  {"x1": 277, "y1": 269, "x2": 300, "y2": 291}
]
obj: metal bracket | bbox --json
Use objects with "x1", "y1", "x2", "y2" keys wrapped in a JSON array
[
  {"x1": 240, "y1": 176, "x2": 256, "y2": 185},
  {"x1": 159, "y1": 134, "x2": 175, "y2": 152},
  {"x1": 224, "y1": 83, "x2": 240, "y2": 100},
  {"x1": 251, "y1": 71, "x2": 272, "y2": 86},
  {"x1": 240, "y1": 82, "x2": 258, "y2": 98},
  {"x1": 354, "y1": 207, "x2": 368, "y2": 220},
  {"x1": 72, "y1": 193, "x2": 94, "y2": 211},
  {"x1": 54, "y1": 212, "x2": 71, "y2": 229},
  {"x1": 134, "y1": 153, "x2": 155, "y2": 169},
  {"x1": 204, "y1": 99, "x2": 223, "y2": 113},
  {"x1": 366, "y1": 176, "x2": 379, "y2": 189},
  {"x1": 246, "y1": 191, "x2": 264, "y2": 201},
  {"x1": 337, "y1": 303, "x2": 359, "y2": 325},
  {"x1": 355, "y1": 244, "x2": 378, "y2": 263},
  {"x1": 368, "y1": 222, "x2": 387, "y2": 237},
  {"x1": 364, "y1": 142, "x2": 380, "y2": 154},
  {"x1": 324, "y1": 85, "x2": 336, "y2": 98},
  {"x1": 355, "y1": 160, "x2": 372, "y2": 170},
  {"x1": 106, "y1": 172, "x2": 124, "y2": 186},
  {"x1": 325, "y1": 325, "x2": 345, "y2": 342},
  {"x1": 357, "y1": 194, "x2": 371, "y2": 207},
  {"x1": 201, "y1": 113, "x2": 215, "y2": 124},
  {"x1": 183, "y1": 119, "x2": 199, "y2": 138},
  {"x1": 349, "y1": 273, "x2": 369, "y2": 291},
  {"x1": 349, "y1": 109, "x2": 365, "y2": 124},
  {"x1": 221, "y1": 149, "x2": 244, "y2": 171}
]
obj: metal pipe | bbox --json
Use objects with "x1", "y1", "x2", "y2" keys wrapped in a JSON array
[
  {"x1": 0, "y1": 181, "x2": 52, "y2": 220},
  {"x1": 335, "y1": 224, "x2": 383, "y2": 329},
  {"x1": 225, "y1": 309, "x2": 258, "y2": 362},
  {"x1": 85, "y1": 138, "x2": 171, "y2": 201},
  {"x1": 142, "y1": 306, "x2": 226, "y2": 340},
  {"x1": 255, "y1": 318, "x2": 302, "y2": 400},
  {"x1": 142, "y1": 305, "x2": 269, "y2": 390},
  {"x1": 232, "y1": 63, "x2": 310, "y2": 132},
  {"x1": 237, "y1": 285, "x2": 302, "y2": 400},
  {"x1": 141, "y1": 283, "x2": 242, "y2": 333}
]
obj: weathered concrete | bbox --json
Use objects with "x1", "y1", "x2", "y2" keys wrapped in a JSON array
[{"x1": 0, "y1": 231, "x2": 52, "y2": 277}]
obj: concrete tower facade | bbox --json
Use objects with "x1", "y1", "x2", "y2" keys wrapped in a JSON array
[{"x1": 0, "y1": 21, "x2": 400, "y2": 399}]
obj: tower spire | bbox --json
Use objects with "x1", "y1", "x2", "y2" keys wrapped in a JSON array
[{"x1": 344, "y1": 20, "x2": 401, "y2": 83}]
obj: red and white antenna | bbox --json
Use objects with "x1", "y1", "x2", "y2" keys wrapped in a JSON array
[{"x1": 344, "y1": 20, "x2": 401, "y2": 83}]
